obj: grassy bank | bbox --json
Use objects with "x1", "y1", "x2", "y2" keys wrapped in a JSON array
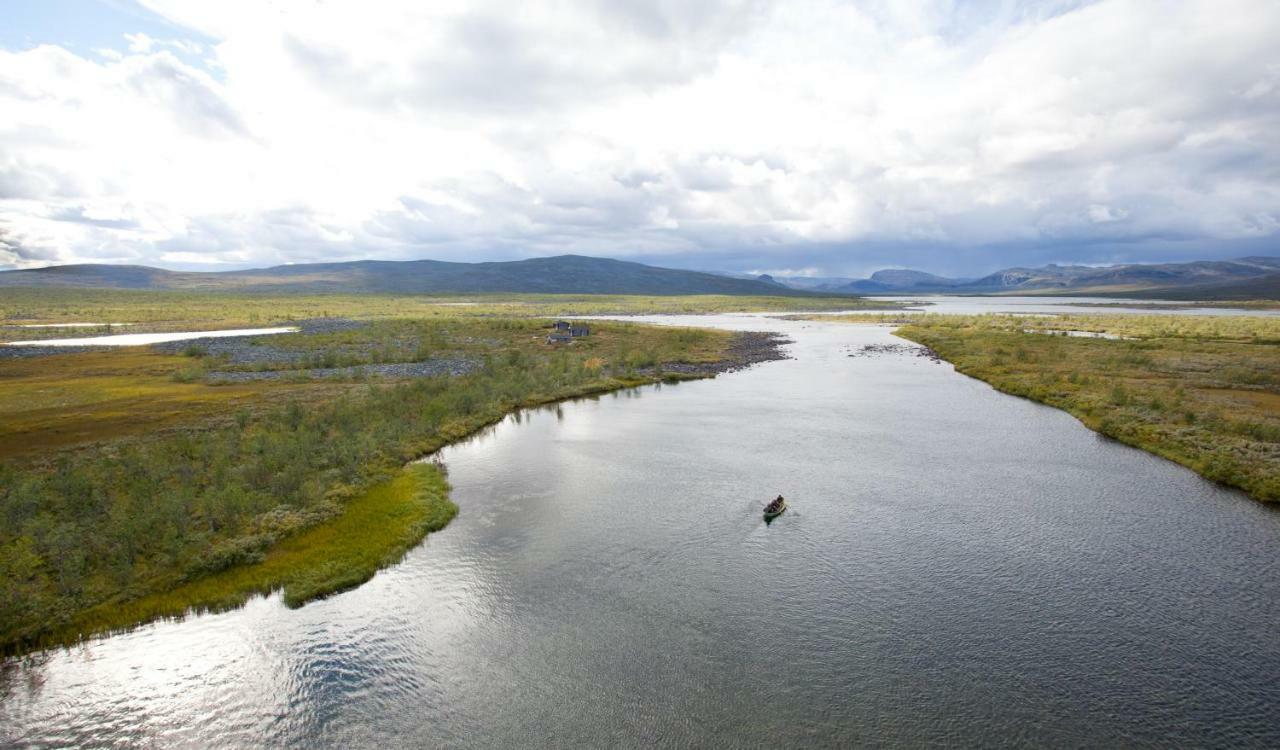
[
  {"x1": 892, "y1": 314, "x2": 1280, "y2": 502},
  {"x1": 0, "y1": 288, "x2": 895, "y2": 337},
  {"x1": 0, "y1": 313, "x2": 756, "y2": 654},
  {"x1": 45, "y1": 463, "x2": 456, "y2": 651}
]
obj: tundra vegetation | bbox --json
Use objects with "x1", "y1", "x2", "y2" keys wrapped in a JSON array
[
  {"x1": 884, "y1": 314, "x2": 1280, "y2": 503},
  {"x1": 0, "y1": 293, "x2": 774, "y2": 655},
  {"x1": 0, "y1": 287, "x2": 889, "y2": 340}
]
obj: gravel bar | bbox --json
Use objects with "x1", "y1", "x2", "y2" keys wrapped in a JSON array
[
  {"x1": 150, "y1": 318, "x2": 370, "y2": 365},
  {"x1": 638, "y1": 331, "x2": 792, "y2": 377},
  {"x1": 207, "y1": 358, "x2": 479, "y2": 382},
  {"x1": 0, "y1": 345, "x2": 102, "y2": 360},
  {"x1": 846, "y1": 342, "x2": 942, "y2": 362}
]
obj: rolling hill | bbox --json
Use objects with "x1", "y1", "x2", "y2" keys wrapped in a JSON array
[
  {"x1": 7, "y1": 253, "x2": 1278, "y2": 299},
  {"x1": 0, "y1": 255, "x2": 833, "y2": 297},
  {"x1": 840, "y1": 269, "x2": 968, "y2": 293}
]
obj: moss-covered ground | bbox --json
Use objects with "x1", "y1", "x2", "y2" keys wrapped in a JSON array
[
  {"x1": 0, "y1": 294, "x2": 776, "y2": 654},
  {"x1": 888, "y1": 314, "x2": 1280, "y2": 503}
]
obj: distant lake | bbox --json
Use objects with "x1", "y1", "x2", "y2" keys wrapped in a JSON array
[
  {"x1": 863, "y1": 295, "x2": 1280, "y2": 317},
  {"x1": 3, "y1": 326, "x2": 298, "y2": 347},
  {"x1": 3, "y1": 307, "x2": 1278, "y2": 747}
]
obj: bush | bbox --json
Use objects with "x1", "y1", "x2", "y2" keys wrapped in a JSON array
[
  {"x1": 171, "y1": 366, "x2": 204, "y2": 383},
  {"x1": 0, "y1": 317, "x2": 739, "y2": 651},
  {"x1": 1110, "y1": 384, "x2": 1130, "y2": 406}
]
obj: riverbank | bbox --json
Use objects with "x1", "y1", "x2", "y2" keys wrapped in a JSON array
[
  {"x1": 0, "y1": 318, "x2": 787, "y2": 655},
  {"x1": 892, "y1": 314, "x2": 1280, "y2": 502},
  {"x1": 47, "y1": 463, "x2": 457, "y2": 652},
  {"x1": 0, "y1": 288, "x2": 900, "y2": 335},
  {"x1": 640, "y1": 330, "x2": 791, "y2": 377}
]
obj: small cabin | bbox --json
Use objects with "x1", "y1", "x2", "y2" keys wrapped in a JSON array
[{"x1": 547, "y1": 321, "x2": 589, "y2": 343}]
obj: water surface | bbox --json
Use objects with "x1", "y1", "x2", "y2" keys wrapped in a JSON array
[
  {"x1": 870, "y1": 295, "x2": 1280, "y2": 317},
  {"x1": 2, "y1": 312, "x2": 1278, "y2": 748},
  {"x1": 4, "y1": 326, "x2": 298, "y2": 347}
]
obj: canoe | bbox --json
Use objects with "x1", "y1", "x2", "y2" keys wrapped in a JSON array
[{"x1": 764, "y1": 499, "x2": 787, "y2": 519}]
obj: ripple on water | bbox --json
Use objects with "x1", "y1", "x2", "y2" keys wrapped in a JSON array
[{"x1": 2, "y1": 314, "x2": 1279, "y2": 747}]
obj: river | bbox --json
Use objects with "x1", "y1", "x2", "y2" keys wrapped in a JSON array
[
  {"x1": 3, "y1": 309, "x2": 1278, "y2": 747},
  {"x1": 873, "y1": 294, "x2": 1280, "y2": 316}
]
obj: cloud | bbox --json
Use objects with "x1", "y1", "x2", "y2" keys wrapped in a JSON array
[
  {"x1": 49, "y1": 204, "x2": 142, "y2": 230},
  {"x1": 0, "y1": 224, "x2": 59, "y2": 266},
  {"x1": 0, "y1": 0, "x2": 1278, "y2": 272},
  {"x1": 122, "y1": 51, "x2": 247, "y2": 138}
]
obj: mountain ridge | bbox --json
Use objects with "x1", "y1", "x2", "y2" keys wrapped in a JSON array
[
  {"x1": 765, "y1": 256, "x2": 1280, "y2": 298},
  {"x1": 0, "y1": 254, "x2": 835, "y2": 297},
  {"x1": 5, "y1": 253, "x2": 1278, "y2": 299}
]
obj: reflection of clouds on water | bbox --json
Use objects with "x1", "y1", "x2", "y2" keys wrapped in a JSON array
[{"x1": 5, "y1": 308, "x2": 1280, "y2": 747}]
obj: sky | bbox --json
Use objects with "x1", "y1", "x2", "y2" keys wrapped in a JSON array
[{"x1": 0, "y1": 0, "x2": 1278, "y2": 278}]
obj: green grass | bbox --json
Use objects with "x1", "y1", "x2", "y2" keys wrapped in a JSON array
[
  {"x1": 0, "y1": 288, "x2": 895, "y2": 337},
  {"x1": 890, "y1": 314, "x2": 1280, "y2": 502},
  {"x1": 0, "y1": 348, "x2": 339, "y2": 458},
  {"x1": 0, "y1": 308, "x2": 759, "y2": 654},
  {"x1": 38, "y1": 463, "x2": 456, "y2": 652}
]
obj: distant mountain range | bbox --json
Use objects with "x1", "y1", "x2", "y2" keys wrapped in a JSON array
[
  {"x1": 3, "y1": 253, "x2": 1278, "y2": 299},
  {"x1": 766, "y1": 256, "x2": 1280, "y2": 299},
  {"x1": 0, "y1": 255, "x2": 827, "y2": 297}
]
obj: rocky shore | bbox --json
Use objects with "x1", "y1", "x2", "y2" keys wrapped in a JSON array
[
  {"x1": 1, "y1": 319, "x2": 791, "y2": 383},
  {"x1": 639, "y1": 330, "x2": 792, "y2": 377},
  {"x1": 0, "y1": 344, "x2": 99, "y2": 360},
  {"x1": 846, "y1": 342, "x2": 942, "y2": 362},
  {"x1": 207, "y1": 358, "x2": 479, "y2": 383},
  {"x1": 151, "y1": 318, "x2": 369, "y2": 365}
]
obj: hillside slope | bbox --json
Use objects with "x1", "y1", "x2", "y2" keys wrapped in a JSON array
[
  {"x1": 0, "y1": 255, "x2": 829, "y2": 296},
  {"x1": 825, "y1": 256, "x2": 1280, "y2": 298}
]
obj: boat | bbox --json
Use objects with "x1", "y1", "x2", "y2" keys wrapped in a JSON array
[{"x1": 764, "y1": 496, "x2": 787, "y2": 519}]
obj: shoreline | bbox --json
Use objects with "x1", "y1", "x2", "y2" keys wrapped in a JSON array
[
  {"x1": 7, "y1": 329, "x2": 789, "y2": 657},
  {"x1": 892, "y1": 318, "x2": 1279, "y2": 504}
]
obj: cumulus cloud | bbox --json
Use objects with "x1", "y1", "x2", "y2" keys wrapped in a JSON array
[{"x1": 0, "y1": 0, "x2": 1278, "y2": 273}]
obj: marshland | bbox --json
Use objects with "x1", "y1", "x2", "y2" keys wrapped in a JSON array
[
  {"x1": 7, "y1": 1, "x2": 1280, "y2": 744},
  {"x1": 1, "y1": 291, "x2": 810, "y2": 653},
  {"x1": 5, "y1": 296, "x2": 1278, "y2": 747}
]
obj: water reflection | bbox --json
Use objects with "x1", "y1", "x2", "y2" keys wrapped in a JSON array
[{"x1": 3, "y1": 311, "x2": 1279, "y2": 748}]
